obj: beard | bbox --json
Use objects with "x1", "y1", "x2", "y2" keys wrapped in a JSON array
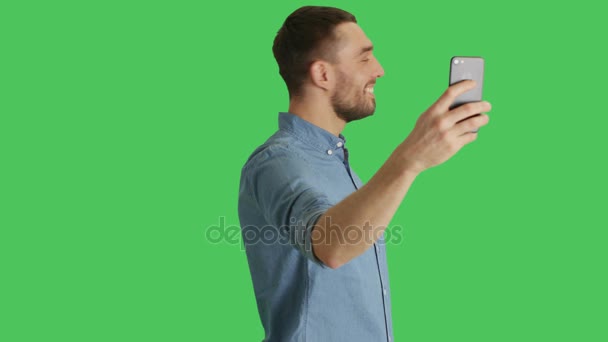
[{"x1": 331, "y1": 71, "x2": 376, "y2": 123}]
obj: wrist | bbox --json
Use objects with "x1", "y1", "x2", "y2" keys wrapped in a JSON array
[{"x1": 389, "y1": 146, "x2": 422, "y2": 178}]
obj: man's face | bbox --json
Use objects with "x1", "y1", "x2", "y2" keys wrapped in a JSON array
[{"x1": 330, "y1": 23, "x2": 385, "y2": 123}]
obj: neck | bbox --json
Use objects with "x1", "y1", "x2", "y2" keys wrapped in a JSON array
[{"x1": 288, "y1": 96, "x2": 346, "y2": 137}]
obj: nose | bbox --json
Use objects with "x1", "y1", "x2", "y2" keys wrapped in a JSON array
[{"x1": 375, "y1": 59, "x2": 385, "y2": 78}]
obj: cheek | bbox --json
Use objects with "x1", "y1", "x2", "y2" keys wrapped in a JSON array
[{"x1": 355, "y1": 78, "x2": 368, "y2": 94}]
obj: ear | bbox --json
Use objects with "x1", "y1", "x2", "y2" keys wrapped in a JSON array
[{"x1": 309, "y1": 60, "x2": 334, "y2": 92}]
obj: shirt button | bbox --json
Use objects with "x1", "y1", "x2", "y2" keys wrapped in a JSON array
[
  {"x1": 327, "y1": 149, "x2": 333, "y2": 155},
  {"x1": 337, "y1": 141, "x2": 343, "y2": 148},
  {"x1": 383, "y1": 288, "x2": 387, "y2": 296}
]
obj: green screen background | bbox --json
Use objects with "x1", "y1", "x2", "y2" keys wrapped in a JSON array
[{"x1": 2, "y1": 0, "x2": 606, "y2": 341}]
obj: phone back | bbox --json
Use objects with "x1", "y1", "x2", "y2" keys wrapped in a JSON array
[{"x1": 449, "y1": 56, "x2": 484, "y2": 110}]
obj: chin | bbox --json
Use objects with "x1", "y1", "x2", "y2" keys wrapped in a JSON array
[
  {"x1": 333, "y1": 97, "x2": 377, "y2": 122},
  {"x1": 342, "y1": 110, "x2": 375, "y2": 123}
]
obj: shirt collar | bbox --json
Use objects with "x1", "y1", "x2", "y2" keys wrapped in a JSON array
[{"x1": 278, "y1": 112, "x2": 346, "y2": 158}]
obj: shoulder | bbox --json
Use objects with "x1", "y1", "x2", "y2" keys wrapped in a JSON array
[{"x1": 242, "y1": 132, "x2": 312, "y2": 174}]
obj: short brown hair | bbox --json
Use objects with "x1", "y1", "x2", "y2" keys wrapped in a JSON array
[{"x1": 272, "y1": 6, "x2": 357, "y2": 98}]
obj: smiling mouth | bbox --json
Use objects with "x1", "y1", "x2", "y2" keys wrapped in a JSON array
[{"x1": 364, "y1": 86, "x2": 374, "y2": 95}]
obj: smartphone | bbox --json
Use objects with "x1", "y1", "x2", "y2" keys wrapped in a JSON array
[{"x1": 449, "y1": 56, "x2": 485, "y2": 132}]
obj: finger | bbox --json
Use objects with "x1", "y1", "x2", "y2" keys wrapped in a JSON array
[
  {"x1": 446, "y1": 101, "x2": 492, "y2": 125},
  {"x1": 454, "y1": 113, "x2": 490, "y2": 136},
  {"x1": 430, "y1": 80, "x2": 477, "y2": 114},
  {"x1": 459, "y1": 131, "x2": 479, "y2": 145}
]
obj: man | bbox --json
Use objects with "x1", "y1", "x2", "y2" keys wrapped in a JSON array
[{"x1": 238, "y1": 6, "x2": 491, "y2": 341}]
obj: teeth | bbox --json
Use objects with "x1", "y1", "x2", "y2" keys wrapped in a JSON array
[{"x1": 365, "y1": 87, "x2": 374, "y2": 94}]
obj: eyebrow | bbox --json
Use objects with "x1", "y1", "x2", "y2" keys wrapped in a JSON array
[{"x1": 358, "y1": 45, "x2": 374, "y2": 56}]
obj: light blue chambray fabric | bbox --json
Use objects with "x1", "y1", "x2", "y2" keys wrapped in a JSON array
[{"x1": 239, "y1": 112, "x2": 393, "y2": 342}]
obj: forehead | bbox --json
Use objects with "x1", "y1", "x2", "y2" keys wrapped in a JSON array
[{"x1": 333, "y1": 22, "x2": 373, "y2": 57}]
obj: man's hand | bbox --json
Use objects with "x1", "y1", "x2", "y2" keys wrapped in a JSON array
[{"x1": 397, "y1": 80, "x2": 492, "y2": 174}]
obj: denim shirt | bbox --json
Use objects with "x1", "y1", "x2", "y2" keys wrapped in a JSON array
[{"x1": 238, "y1": 112, "x2": 393, "y2": 341}]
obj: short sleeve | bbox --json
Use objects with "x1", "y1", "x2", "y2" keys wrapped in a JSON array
[{"x1": 242, "y1": 146, "x2": 332, "y2": 266}]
